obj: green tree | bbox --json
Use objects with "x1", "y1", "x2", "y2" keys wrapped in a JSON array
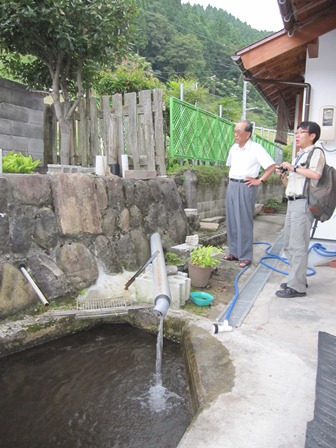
[
  {"x1": 94, "y1": 55, "x2": 164, "y2": 95},
  {"x1": 0, "y1": 0, "x2": 137, "y2": 164},
  {"x1": 164, "y1": 34, "x2": 205, "y2": 79},
  {"x1": 165, "y1": 76, "x2": 209, "y2": 107},
  {"x1": 134, "y1": 11, "x2": 177, "y2": 80}
]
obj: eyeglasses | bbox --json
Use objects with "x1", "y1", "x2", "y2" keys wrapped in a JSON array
[{"x1": 295, "y1": 130, "x2": 309, "y2": 135}]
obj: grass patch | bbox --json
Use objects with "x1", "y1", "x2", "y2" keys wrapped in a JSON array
[{"x1": 182, "y1": 300, "x2": 211, "y2": 316}]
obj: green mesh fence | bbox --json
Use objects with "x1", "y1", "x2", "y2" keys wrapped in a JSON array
[{"x1": 170, "y1": 97, "x2": 280, "y2": 164}]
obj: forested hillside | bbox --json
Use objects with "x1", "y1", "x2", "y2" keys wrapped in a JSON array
[
  {"x1": 134, "y1": 0, "x2": 268, "y2": 83},
  {"x1": 0, "y1": 0, "x2": 278, "y2": 128},
  {"x1": 133, "y1": 0, "x2": 277, "y2": 126}
]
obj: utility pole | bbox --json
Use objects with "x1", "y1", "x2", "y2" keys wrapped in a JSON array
[
  {"x1": 242, "y1": 81, "x2": 259, "y2": 120},
  {"x1": 180, "y1": 83, "x2": 184, "y2": 101}
]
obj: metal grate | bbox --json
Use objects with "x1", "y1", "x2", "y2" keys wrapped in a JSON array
[{"x1": 76, "y1": 296, "x2": 128, "y2": 310}]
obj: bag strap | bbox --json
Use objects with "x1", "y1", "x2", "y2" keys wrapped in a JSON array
[
  {"x1": 310, "y1": 218, "x2": 319, "y2": 239},
  {"x1": 305, "y1": 147, "x2": 326, "y2": 238},
  {"x1": 305, "y1": 146, "x2": 325, "y2": 167},
  {"x1": 303, "y1": 146, "x2": 325, "y2": 196}
]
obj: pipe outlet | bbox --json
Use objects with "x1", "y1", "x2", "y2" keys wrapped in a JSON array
[
  {"x1": 153, "y1": 294, "x2": 171, "y2": 317},
  {"x1": 150, "y1": 232, "x2": 172, "y2": 318}
]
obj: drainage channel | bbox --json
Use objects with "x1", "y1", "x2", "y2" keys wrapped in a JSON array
[{"x1": 217, "y1": 232, "x2": 285, "y2": 328}]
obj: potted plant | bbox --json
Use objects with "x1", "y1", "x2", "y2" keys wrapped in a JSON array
[
  {"x1": 188, "y1": 245, "x2": 223, "y2": 288},
  {"x1": 262, "y1": 197, "x2": 280, "y2": 213},
  {"x1": 164, "y1": 252, "x2": 185, "y2": 271}
]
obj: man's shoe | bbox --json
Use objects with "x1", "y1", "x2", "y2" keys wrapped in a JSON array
[
  {"x1": 280, "y1": 282, "x2": 308, "y2": 289},
  {"x1": 276, "y1": 287, "x2": 306, "y2": 298}
]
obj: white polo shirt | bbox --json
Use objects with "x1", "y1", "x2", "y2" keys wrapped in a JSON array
[{"x1": 226, "y1": 139, "x2": 275, "y2": 179}]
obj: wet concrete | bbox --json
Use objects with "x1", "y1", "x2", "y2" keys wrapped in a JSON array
[{"x1": 177, "y1": 212, "x2": 336, "y2": 448}]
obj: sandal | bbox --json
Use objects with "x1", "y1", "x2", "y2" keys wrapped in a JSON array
[
  {"x1": 224, "y1": 254, "x2": 238, "y2": 261},
  {"x1": 239, "y1": 260, "x2": 252, "y2": 268}
]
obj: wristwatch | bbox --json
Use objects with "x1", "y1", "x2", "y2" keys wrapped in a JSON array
[{"x1": 294, "y1": 166, "x2": 297, "y2": 172}]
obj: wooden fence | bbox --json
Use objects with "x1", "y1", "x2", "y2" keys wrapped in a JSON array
[{"x1": 44, "y1": 88, "x2": 166, "y2": 175}]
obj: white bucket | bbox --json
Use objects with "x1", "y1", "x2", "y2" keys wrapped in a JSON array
[{"x1": 95, "y1": 155, "x2": 107, "y2": 176}]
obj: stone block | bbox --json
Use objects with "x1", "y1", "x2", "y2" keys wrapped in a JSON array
[
  {"x1": 200, "y1": 222, "x2": 219, "y2": 230},
  {"x1": 184, "y1": 208, "x2": 198, "y2": 216},
  {"x1": 124, "y1": 170, "x2": 157, "y2": 179},
  {"x1": 170, "y1": 242, "x2": 200, "y2": 259},
  {"x1": 254, "y1": 203, "x2": 263, "y2": 216},
  {"x1": 47, "y1": 164, "x2": 94, "y2": 174},
  {"x1": 134, "y1": 270, "x2": 190, "y2": 309},
  {"x1": 201, "y1": 216, "x2": 225, "y2": 224}
]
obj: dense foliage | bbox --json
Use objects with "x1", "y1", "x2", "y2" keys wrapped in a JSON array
[
  {"x1": 94, "y1": 54, "x2": 164, "y2": 95},
  {"x1": 2, "y1": 152, "x2": 40, "y2": 173},
  {"x1": 0, "y1": 0, "x2": 137, "y2": 164},
  {"x1": 0, "y1": 0, "x2": 278, "y2": 138}
]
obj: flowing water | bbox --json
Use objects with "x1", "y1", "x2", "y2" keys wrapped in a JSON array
[{"x1": 0, "y1": 323, "x2": 192, "y2": 448}]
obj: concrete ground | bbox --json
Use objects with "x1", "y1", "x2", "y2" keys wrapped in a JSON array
[{"x1": 178, "y1": 212, "x2": 336, "y2": 448}]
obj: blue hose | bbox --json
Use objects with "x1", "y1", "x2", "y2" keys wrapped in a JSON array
[
  {"x1": 223, "y1": 263, "x2": 251, "y2": 321},
  {"x1": 223, "y1": 241, "x2": 336, "y2": 322},
  {"x1": 255, "y1": 241, "x2": 316, "y2": 276}
]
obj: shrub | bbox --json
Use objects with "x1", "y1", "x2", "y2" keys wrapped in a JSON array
[
  {"x1": 189, "y1": 245, "x2": 223, "y2": 268},
  {"x1": 264, "y1": 197, "x2": 280, "y2": 209},
  {"x1": 2, "y1": 151, "x2": 40, "y2": 173}
]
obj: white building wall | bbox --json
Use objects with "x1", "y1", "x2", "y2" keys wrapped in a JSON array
[{"x1": 305, "y1": 30, "x2": 336, "y2": 240}]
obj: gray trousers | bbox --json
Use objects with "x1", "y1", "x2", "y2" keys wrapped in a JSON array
[
  {"x1": 283, "y1": 198, "x2": 314, "y2": 292},
  {"x1": 226, "y1": 181, "x2": 257, "y2": 261}
]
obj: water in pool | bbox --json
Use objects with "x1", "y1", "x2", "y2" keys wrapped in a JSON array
[{"x1": 0, "y1": 323, "x2": 192, "y2": 448}]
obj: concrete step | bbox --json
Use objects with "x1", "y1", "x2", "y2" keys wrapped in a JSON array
[{"x1": 200, "y1": 216, "x2": 225, "y2": 224}]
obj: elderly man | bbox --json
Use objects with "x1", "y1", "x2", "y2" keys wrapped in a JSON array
[{"x1": 224, "y1": 120, "x2": 276, "y2": 268}]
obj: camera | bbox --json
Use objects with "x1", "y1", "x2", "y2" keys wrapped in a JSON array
[{"x1": 277, "y1": 166, "x2": 288, "y2": 174}]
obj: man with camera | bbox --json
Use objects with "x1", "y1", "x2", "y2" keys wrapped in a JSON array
[{"x1": 275, "y1": 121, "x2": 325, "y2": 298}]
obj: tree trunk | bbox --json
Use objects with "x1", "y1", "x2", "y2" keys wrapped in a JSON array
[
  {"x1": 50, "y1": 88, "x2": 72, "y2": 166},
  {"x1": 59, "y1": 120, "x2": 71, "y2": 165}
]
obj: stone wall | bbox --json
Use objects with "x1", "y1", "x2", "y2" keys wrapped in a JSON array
[
  {"x1": 0, "y1": 173, "x2": 189, "y2": 318},
  {"x1": 0, "y1": 78, "x2": 44, "y2": 164},
  {"x1": 174, "y1": 170, "x2": 285, "y2": 219},
  {"x1": 0, "y1": 169, "x2": 284, "y2": 320}
]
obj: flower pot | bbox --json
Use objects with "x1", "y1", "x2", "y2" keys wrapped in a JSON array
[
  {"x1": 188, "y1": 263, "x2": 212, "y2": 288},
  {"x1": 262, "y1": 207, "x2": 276, "y2": 214}
]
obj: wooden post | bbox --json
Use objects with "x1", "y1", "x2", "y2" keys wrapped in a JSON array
[
  {"x1": 138, "y1": 90, "x2": 155, "y2": 171},
  {"x1": 111, "y1": 93, "x2": 124, "y2": 165},
  {"x1": 77, "y1": 99, "x2": 87, "y2": 166},
  {"x1": 153, "y1": 89, "x2": 166, "y2": 175},
  {"x1": 89, "y1": 96, "x2": 99, "y2": 166},
  {"x1": 124, "y1": 92, "x2": 139, "y2": 169}
]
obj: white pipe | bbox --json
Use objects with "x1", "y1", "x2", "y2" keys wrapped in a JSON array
[
  {"x1": 212, "y1": 320, "x2": 233, "y2": 333},
  {"x1": 19, "y1": 264, "x2": 49, "y2": 306},
  {"x1": 150, "y1": 233, "x2": 171, "y2": 317}
]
